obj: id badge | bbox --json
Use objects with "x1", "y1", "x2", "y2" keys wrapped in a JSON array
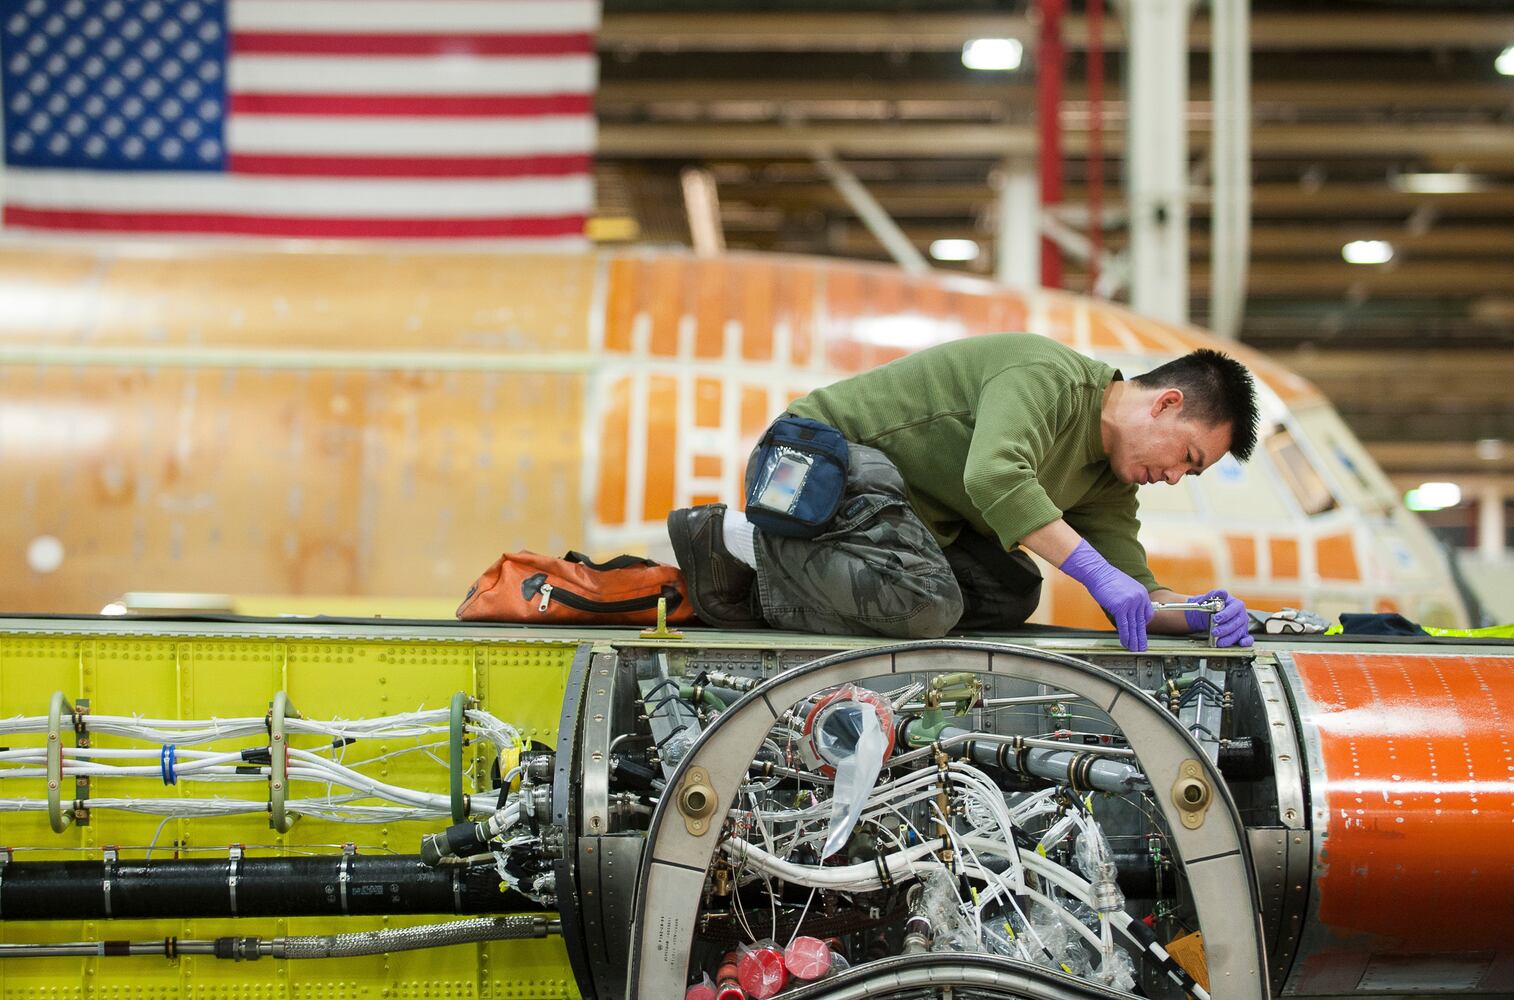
[{"x1": 754, "y1": 450, "x2": 813, "y2": 514}]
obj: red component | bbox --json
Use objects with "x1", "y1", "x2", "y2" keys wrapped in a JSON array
[
  {"x1": 1036, "y1": 0, "x2": 1065, "y2": 289},
  {"x1": 736, "y1": 945, "x2": 788, "y2": 999},
  {"x1": 685, "y1": 982, "x2": 717, "y2": 1000},
  {"x1": 800, "y1": 686, "x2": 897, "y2": 778},
  {"x1": 716, "y1": 951, "x2": 745, "y2": 1000},
  {"x1": 784, "y1": 936, "x2": 833, "y2": 981}
]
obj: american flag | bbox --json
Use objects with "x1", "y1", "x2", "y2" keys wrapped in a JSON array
[{"x1": 0, "y1": 0, "x2": 599, "y2": 241}]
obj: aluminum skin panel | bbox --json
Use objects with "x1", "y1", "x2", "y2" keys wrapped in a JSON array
[{"x1": 1283, "y1": 651, "x2": 1514, "y2": 995}]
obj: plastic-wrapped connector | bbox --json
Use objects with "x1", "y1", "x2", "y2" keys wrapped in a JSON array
[
  {"x1": 1094, "y1": 946, "x2": 1137, "y2": 992},
  {"x1": 783, "y1": 936, "x2": 832, "y2": 981},
  {"x1": 1074, "y1": 823, "x2": 1125, "y2": 914},
  {"x1": 736, "y1": 941, "x2": 787, "y2": 999},
  {"x1": 684, "y1": 974, "x2": 717, "y2": 1000},
  {"x1": 914, "y1": 868, "x2": 973, "y2": 954}
]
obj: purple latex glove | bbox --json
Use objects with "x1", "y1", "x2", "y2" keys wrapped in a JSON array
[
  {"x1": 1060, "y1": 540, "x2": 1154, "y2": 652},
  {"x1": 1187, "y1": 589, "x2": 1253, "y2": 647}
]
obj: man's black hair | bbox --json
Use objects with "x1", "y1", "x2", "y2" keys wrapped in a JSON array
[{"x1": 1132, "y1": 349, "x2": 1260, "y2": 461}]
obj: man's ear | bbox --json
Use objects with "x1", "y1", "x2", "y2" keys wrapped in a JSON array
[{"x1": 1150, "y1": 388, "x2": 1184, "y2": 417}]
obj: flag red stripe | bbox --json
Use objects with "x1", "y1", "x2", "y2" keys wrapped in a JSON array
[
  {"x1": 232, "y1": 31, "x2": 595, "y2": 56},
  {"x1": 230, "y1": 93, "x2": 593, "y2": 117},
  {"x1": 4, "y1": 206, "x2": 587, "y2": 239},
  {"x1": 227, "y1": 153, "x2": 592, "y2": 178}
]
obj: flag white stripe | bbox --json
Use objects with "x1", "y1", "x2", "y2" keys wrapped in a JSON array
[
  {"x1": 229, "y1": 55, "x2": 598, "y2": 95},
  {"x1": 4, "y1": 170, "x2": 593, "y2": 218},
  {"x1": 229, "y1": 1, "x2": 602, "y2": 34},
  {"x1": 227, "y1": 116, "x2": 595, "y2": 156}
]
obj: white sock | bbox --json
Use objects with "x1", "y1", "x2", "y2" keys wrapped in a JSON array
[{"x1": 722, "y1": 508, "x2": 758, "y2": 568}]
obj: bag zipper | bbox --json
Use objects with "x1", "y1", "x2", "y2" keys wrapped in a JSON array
[{"x1": 534, "y1": 580, "x2": 681, "y2": 615}]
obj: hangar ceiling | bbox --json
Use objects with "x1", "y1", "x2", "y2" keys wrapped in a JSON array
[{"x1": 591, "y1": 0, "x2": 1514, "y2": 482}]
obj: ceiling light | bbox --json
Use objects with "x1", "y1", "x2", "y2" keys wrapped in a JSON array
[
  {"x1": 930, "y1": 239, "x2": 980, "y2": 262},
  {"x1": 1391, "y1": 172, "x2": 1484, "y2": 195},
  {"x1": 1342, "y1": 240, "x2": 1393, "y2": 265},
  {"x1": 1497, "y1": 44, "x2": 1514, "y2": 76},
  {"x1": 962, "y1": 38, "x2": 1023, "y2": 72},
  {"x1": 1404, "y1": 482, "x2": 1462, "y2": 512}
]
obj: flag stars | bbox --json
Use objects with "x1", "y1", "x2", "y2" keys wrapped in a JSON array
[{"x1": 3, "y1": 1, "x2": 226, "y2": 174}]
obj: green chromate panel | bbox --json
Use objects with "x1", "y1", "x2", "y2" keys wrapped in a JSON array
[{"x1": 0, "y1": 628, "x2": 581, "y2": 999}]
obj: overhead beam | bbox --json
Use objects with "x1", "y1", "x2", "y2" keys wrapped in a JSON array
[
  {"x1": 597, "y1": 12, "x2": 1514, "y2": 52},
  {"x1": 598, "y1": 79, "x2": 1514, "y2": 112},
  {"x1": 598, "y1": 121, "x2": 1514, "y2": 161},
  {"x1": 708, "y1": 181, "x2": 1514, "y2": 218},
  {"x1": 803, "y1": 222, "x2": 1514, "y2": 258}
]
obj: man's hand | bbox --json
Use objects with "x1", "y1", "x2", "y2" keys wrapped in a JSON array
[
  {"x1": 1188, "y1": 589, "x2": 1252, "y2": 647},
  {"x1": 1059, "y1": 540, "x2": 1155, "y2": 651}
]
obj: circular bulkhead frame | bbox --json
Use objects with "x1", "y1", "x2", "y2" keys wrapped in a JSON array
[{"x1": 627, "y1": 641, "x2": 1270, "y2": 999}]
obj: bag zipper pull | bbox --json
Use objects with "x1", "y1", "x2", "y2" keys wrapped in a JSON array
[{"x1": 537, "y1": 583, "x2": 553, "y2": 612}]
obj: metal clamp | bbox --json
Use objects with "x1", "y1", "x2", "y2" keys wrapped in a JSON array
[
  {"x1": 449, "y1": 691, "x2": 472, "y2": 824},
  {"x1": 228, "y1": 844, "x2": 244, "y2": 916},
  {"x1": 338, "y1": 842, "x2": 356, "y2": 914},
  {"x1": 268, "y1": 691, "x2": 299, "y2": 834},
  {"x1": 101, "y1": 846, "x2": 118, "y2": 917},
  {"x1": 47, "y1": 691, "x2": 76, "y2": 834}
]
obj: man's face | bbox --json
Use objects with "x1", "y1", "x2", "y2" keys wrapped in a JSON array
[{"x1": 1111, "y1": 390, "x2": 1233, "y2": 487}]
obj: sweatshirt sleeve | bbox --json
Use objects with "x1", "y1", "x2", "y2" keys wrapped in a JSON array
[
  {"x1": 1063, "y1": 478, "x2": 1162, "y2": 591},
  {"x1": 963, "y1": 365, "x2": 1069, "y2": 548}
]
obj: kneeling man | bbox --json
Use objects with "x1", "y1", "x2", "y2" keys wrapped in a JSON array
[{"x1": 668, "y1": 333, "x2": 1258, "y2": 651}]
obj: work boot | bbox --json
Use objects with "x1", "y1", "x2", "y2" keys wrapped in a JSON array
[{"x1": 666, "y1": 504, "x2": 765, "y2": 628}]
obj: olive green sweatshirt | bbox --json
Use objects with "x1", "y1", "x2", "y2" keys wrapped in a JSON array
[{"x1": 788, "y1": 333, "x2": 1159, "y2": 590}]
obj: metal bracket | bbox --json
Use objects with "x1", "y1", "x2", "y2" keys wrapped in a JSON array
[
  {"x1": 72, "y1": 697, "x2": 91, "y2": 827},
  {"x1": 1171, "y1": 758, "x2": 1213, "y2": 829},
  {"x1": 676, "y1": 765, "x2": 717, "y2": 837},
  {"x1": 47, "y1": 691, "x2": 76, "y2": 834},
  {"x1": 639, "y1": 597, "x2": 684, "y2": 641},
  {"x1": 268, "y1": 691, "x2": 299, "y2": 833}
]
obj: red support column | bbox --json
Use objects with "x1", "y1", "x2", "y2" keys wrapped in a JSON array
[
  {"x1": 1037, "y1": 0, "x2": 1066, "y2": 289},
  {"x1": 1087, "y1": 0, "x2": 1104, "y2": 293}
]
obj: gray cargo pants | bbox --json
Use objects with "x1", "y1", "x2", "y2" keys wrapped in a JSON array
[{"x1": 749, "y1": 442, "x2": 1043, "y2": 638}]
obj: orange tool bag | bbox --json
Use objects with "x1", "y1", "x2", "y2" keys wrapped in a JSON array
[{"x1": 456, "y1": 550, "x2": 699, "y2": 626}]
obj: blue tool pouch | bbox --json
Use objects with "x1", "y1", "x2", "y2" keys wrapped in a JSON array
[{"x1": 743, "y1": 415, "x2": 850, "y2": 538}]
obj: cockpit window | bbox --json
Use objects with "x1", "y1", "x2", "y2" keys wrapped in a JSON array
[{"x1": 1266, "y1": 427, "x2": 1338, "y2": 516}]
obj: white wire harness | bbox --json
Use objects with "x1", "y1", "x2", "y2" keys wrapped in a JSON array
[
  {"x1": 681, "y1": 678, "x2": 1213, "y2": 999},
  {"x1": 0, "y1": 704, "x2": 522, "y2": 825}
]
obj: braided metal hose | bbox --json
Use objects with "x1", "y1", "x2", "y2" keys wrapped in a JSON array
[{"x1": 277, "y1": 916, "x2": 555, "y2": 959}]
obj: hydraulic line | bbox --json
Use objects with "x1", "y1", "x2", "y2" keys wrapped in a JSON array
[
  {"x1": 895, "y1": 726, "x2": 1147, "y2": 794},
  {"x1": 0, "y1": 855, "x2": 536, "y2": 920},
  {"x1": 0, "y1": 916, "x2": 560, "y2": 961}
]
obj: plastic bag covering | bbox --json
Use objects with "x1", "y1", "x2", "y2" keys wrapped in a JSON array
[
  {"x1": 784, "y1": 936, "x2": 832, "y2": 980},
  {"x1": 918, "y1": 868, "x2": 975, "y2": 953},
  {"x1": 1074, "y1": 822, "x2": 1125, "y2": 914},
  {"x1": 737, "y1": 941, "x2": 788, "y2": 998},
  {"x1": 684, "y1": 975, "x2": 717, "y2": 1000},
  {"x1": 1094, "y1": 946, "x2": 1137, "y2": 992},
  {"x1": 816, "y1": 688, "x2": 889, "y2": 859}
]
